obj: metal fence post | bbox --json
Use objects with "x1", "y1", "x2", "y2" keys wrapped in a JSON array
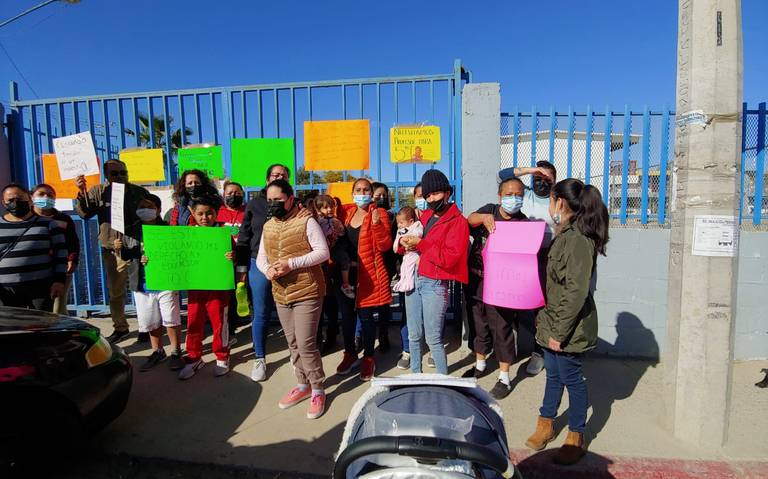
[
  {"x1": 641, "y1": 106, "x2": 651, "y2": 224},
  {"x1": 754, "y1": 102, "x2": 766, "y2": 225},
  {"x1": 584, "y1": 105, "x2": 594, "y2": 185},
  {"x1": 619, "y1": 104, "x2": 632, "y2": 224},
  {"x1": 658, "y1": 106, "x2": 671, "y2": 224}
]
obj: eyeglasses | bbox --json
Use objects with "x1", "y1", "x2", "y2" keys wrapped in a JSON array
[{"x1": 269, "y1": 173, "x2": 287, "y2": 179}]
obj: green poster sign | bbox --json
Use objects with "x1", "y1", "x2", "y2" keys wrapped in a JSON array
[
  {"x1": 142, "y1": 225, "x2": 235, "y2": 291},
  {"x1": 231, "y1": 138, "x2": 295, "y2": 187},
  {"x1": 177, "y1": 146, "x2": 224, "y2": 179}
]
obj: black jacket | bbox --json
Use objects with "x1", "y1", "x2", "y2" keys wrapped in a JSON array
[{"x1": 235, "y1": 190, "x2": 269, "y2": 268}]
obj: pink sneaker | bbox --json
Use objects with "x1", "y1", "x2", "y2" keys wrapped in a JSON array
[
  {"x1": 307, "y1": 392, "x2": 326, "y2": 419},
  {"x1": 278, "y1": 386, "x2": 312, "y2": 409}
]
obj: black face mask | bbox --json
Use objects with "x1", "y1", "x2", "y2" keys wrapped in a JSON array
[
  {"x1": 532, "y1": 177, "x2": 552, "y2": 198},
  {"x1": 186, "y1": 185, "x2": 205, "y2": 198},
  {"x1": 267, "y1": 200, "x2": 289, "y2": 219},
  {"x1": 225, "y1": 195, "x2": 244, "y2": 208},
  {"x1": 4, "y1": 199, "x2": 31, "y2": 218},
  {"x1": 427, "y1": 198, "x2": 448, "y2": 213},
  {"x1": 376, "y1": 198, "x2": 390, "y2": 210}
]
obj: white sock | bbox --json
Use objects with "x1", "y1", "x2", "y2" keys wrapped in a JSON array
[
  {"x1": 499, "y1": 371, "x2": 510, "y2": 385},
  {"x1": 311, "y1": 388, "x2": 324, "y2": 396},
  {"x1": 476, "y1": 359, "x2": 487, "y2": 371},
  {"x1": 297, "y1": 383, "x2": 309, "y2": 392}
]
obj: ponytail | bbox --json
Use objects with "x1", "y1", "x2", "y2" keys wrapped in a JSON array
[{"x1": 552, "y1": 179, "x2": 610, "y2": 256}]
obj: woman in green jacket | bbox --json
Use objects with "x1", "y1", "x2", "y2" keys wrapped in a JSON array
[{"x1": 524, "y1": 178, "x2": 609, "y2": 466}]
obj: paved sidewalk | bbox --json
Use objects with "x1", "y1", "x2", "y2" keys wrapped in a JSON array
[{"x1": 93, "y1": 318, "x2": 768, "y2": 478}]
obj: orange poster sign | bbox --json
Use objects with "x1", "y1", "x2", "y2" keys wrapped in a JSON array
[
  {"x1": 304, "y1": 120, "x2": 370, "y2": 171},
  {"x1": 42, "y1": 153, "x2": 101, "y2": 199},
  {"x1": 325, "y1": 182, "x2": 355, "y2": 206}
]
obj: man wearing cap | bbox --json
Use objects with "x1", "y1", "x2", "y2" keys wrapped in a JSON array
[
  {"x1": 497, "y1": 161, "x2": 557, "y2": 375},
  {"x1": 398, "y1": 170, "x2": 469, "y2": 374}
]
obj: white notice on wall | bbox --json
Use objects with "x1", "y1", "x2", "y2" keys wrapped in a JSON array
[
  {"x1": 110, "y1": 182, "x2": 126, "y2": 234},
  {"x1": 52, "y1": 131, "x2": 100, "y2": 180},
  {"x1": 692, "y1": 215, "x2": 738, "y2": 257}
]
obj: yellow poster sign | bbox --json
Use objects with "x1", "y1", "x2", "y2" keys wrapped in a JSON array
[
  {"x1": 120, "y1": 148, "x2": 165, "y2": 183},
  {"x1": 325, "y1": 182, "x2": 355, "y2": 206},
  {"x1": 304, "y1": 120, "x2": 370, "y2": 171},
  {"x1": 390, "y1": 125, "x2": 441, "y2": 163}
]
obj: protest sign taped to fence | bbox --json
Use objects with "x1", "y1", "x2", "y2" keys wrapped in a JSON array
[
  {"x1": 231, "y1": 138, "x2": 294, "y2": 186},
  {"x1": 142, "y1": 225, "x2": 234, "y2": 291},
  {"x1": 110, "y1": 182, "x2": 125, "y2": 234},
  {"x1": 42, "y1": 153, "x2": 101, "y2": 199},
  {"x1": 482, "y1": 221, "x2": 545, "y2": 310},
  {"x1": 177, "y1": 145, "x2": 224, "y2": 179},
  {"x1": 52, "y1": 131, "x2": 100, "y2": 180},
  {"x1": 326, "y1": 182, "x2": 355, "y2": 205},
  {"x1": 390, "y1": 125, "x2": 441, "y2": 163},
  {"x1": 120, "y1": 148, "x2": 165, "y2": 183},
  {"x1": 304, "y1": 120, "x2": 369, "y2": 171}
]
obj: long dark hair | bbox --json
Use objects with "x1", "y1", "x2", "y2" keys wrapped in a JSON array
[
  {"x1": 552, "y1": 178, "x2": 609, "y2": 256},
  {"x1": 174, "y1": 169, "x2": 222, "y2": 208}
]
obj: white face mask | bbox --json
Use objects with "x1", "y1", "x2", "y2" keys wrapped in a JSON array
[{"x1": 136, "y1": 208, "x2": 157, "y2": 222}]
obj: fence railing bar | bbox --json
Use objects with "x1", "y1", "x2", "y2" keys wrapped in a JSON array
[
  {"x1": 754, "y1": 102, "x2": 766, "y2": 226},
  {"x1": 619, "y1": 104, "x2": 632, "y2": 224},
  {"x1": 585, "y1": 105, "x2": 594, "y2": 185},
  {"x1": 640, "y1": 106, "x2": 651, "y2": 224},
  {"x1": 602, "y1": 105, "x2": 612, "y2": 206},
  {"x1": 658, "y1": 106, "x2": 671, "y2": 224},
  {"x1": 566, "y1": 105, "x2": 574, "y2": 178}
]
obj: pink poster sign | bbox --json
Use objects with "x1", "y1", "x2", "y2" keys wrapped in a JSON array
[{"x1": 482, "y1": 221, "x2": 546, "y2": 310}]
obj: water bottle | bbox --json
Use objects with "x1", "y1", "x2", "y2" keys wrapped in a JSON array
[{"x1": 235, "y1": 282, "x2": 250, "y2": 317}]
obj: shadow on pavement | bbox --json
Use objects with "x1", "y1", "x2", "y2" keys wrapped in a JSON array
[{"x1": 514, "y1": 449, "x2": 616, "y2": 479}]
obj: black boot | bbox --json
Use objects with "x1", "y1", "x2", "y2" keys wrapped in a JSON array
[{"x1": 756, "y1": 369, "x2": 768, "y2": 388}]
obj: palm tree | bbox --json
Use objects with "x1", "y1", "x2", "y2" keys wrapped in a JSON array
[{"x1": 124, "y1": 113, "x2": 193, "y2": 152}]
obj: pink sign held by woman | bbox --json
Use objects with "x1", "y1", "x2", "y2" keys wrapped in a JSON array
[{"x1": 482, "y1": 221, "x2": 546, "y2": 309}]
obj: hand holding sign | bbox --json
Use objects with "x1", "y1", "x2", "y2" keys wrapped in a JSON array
[{"x1": 52, "y1": 132, "x2": 100, "y2": 180}]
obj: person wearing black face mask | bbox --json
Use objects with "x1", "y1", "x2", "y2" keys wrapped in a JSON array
[
  {"x1": 218, "y1": 181, "x2": 250, "y2": 338},
  {"x1": 1, "y1": 184, "x2": 67, "y2": 311},
  {"x1": 496, "y1": 161, "x2": 557, "y2": 376},
  {"x1": 75, "y1": 159, "x2": 151, "y2": 343},
  {"x1": 169, "y1": 169, "x2": 223, "y2": 226},
  {"x1": 370, "y1": 182, "x2": 397, "y2": 353}
]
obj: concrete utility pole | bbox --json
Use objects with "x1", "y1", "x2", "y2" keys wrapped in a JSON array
[{"x1": 664, "y1": 0, "x2": 743, "y2": 449}]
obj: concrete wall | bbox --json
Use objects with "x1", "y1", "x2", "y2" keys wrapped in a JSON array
[
  {"x1": 461, "y1": 83, "x2": 500, "y2": 214},
  {"x1": 594, "y1": 228, "x2": 768, "y2": 360}
]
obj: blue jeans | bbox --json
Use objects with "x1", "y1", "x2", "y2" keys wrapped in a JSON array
[
  {"x1": 249, "y1": 258, "x2": 274, "y2": 359},
  {"x1": 540, "y1": 348, "x2": 588, "y2": 433},
  {"x1": 405, "y1": 276, "x2": 449, "y2": 374}
]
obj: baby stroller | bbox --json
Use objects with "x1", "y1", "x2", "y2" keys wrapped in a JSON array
[{"x1": 334, "y1": 374, "x2": 522, "y2": 479}]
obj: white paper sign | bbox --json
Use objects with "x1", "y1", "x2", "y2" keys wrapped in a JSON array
[
  {"x1": 52, "y1": 131, "x2": 100, "y2": 180},
  {"x1": 54, "y1": 199, "x2": 73, "y2": 211},
  {"x1": 692, "y1": 215, "x2": 738, "y2": 257},
  {"x1": 110, "y1": 183, "x2": 126, "y2": 234}
]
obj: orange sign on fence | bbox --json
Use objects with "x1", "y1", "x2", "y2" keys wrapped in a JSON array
[
  {"x1": 42, "y1": 153, "x2": 101, "y2": 199},
  {"x1": 304, "y1": 120, "x2": 370, "y2": 171}
]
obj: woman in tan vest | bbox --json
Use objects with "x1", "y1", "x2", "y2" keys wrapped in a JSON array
[{"x1": 256, "y1": 179, "x2": 330, "y2": 419}]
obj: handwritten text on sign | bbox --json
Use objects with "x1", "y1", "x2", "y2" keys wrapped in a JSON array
[
  {"x1": 304, "y1": 120, "x2": 370, "y2": 171},
  {"x1": 142, "y1": 225, "x2": 234, "y2": 291},
  {"x1": 482, "y1": 221, "x2": 545, "y2": 310},
  {"x1": 119, "y1": 148, "x2": 165, "y2": 183},
  {"x1": 110, "y1": 182, "x2": 126, "y2": 234},
  {"x1": 42, "y1": 153, "x2": 101, "y2": 199},
  {"x1": 177, "y1": 146, "x2": 224, "y2": 178},
  {"x1": 390, "y1": 125, "x2": 441, "y2": 163},
  {"x1": 52, "y1": 131, "x2": 101, "y2": 180}
]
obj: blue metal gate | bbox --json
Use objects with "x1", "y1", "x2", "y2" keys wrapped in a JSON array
[{"x1": 7, "y1": 60, "x2": 470, "y2": 312}]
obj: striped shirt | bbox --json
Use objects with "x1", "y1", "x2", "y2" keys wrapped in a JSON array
[{"x1": 0, "y1": 215, "x2": 67, "y2": 286}]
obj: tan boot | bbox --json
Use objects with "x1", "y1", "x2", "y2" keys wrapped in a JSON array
[
  {"x1": 553, "y1": 430, "x2": 586, "y2": 465},
  {"x1": 525, "y1": 416, "x2": 555, "y2": 451}
]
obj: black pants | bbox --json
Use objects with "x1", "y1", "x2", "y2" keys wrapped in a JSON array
[
  {"x1": 472, "y1": 300, "x2": 519, "y2": 364},
  {"x1": 0, "y1": 281, "x2": 53, "y2": 312},
  {"x1": 321, "y1": 293, "x2": 339, "y2": 340}
]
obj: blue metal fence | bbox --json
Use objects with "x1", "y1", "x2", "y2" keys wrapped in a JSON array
[
  {"x1": 7, "y1": 60, "x2": 469, "y2": 312},
  {"x1": 501, "y1": 106, "x2": 675, "y2": 225},
  {"x1": 742, "y1": 102, "x2": 768, "y2": 226}
]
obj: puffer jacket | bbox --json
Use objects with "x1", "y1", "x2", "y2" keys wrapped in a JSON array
[{"x1": 341, "y1": 203, "x2": 392, "y2": 308}]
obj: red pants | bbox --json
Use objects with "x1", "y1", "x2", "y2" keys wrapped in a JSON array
[{"x1": 186, "y1": 290, "x2": 230, "y2": 361}]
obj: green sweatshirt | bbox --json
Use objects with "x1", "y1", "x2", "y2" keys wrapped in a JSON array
[{"x1": 535, "y1": 223, "x2": 598, "y2": 354}]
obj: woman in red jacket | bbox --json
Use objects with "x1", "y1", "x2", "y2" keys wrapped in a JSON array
[
  {"x1": 335, "y1": 178, "x2": 392, "y2": 381},
  {"x1": 399, "y1": 170, "x2": 469, "y2": 374}
]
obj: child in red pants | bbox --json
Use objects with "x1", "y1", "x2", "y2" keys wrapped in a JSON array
[{"x1": 178, "y1": 197, "x2": 234, "y2": 380}]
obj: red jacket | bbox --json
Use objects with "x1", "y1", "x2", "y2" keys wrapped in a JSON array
[
  {"x1": 342, "y1": 203, "x2": 393, "y2": 308},
  {"x1": 415, "y1": 203, "x2": 469, "y2": 284}
]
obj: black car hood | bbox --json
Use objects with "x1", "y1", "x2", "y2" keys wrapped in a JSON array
[{"x1": 0, "y1": 307, "x2": 96, "y2": 335}]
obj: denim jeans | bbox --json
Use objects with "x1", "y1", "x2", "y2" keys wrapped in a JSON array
[
  {"x1": 249, "y1": 258, "x2": 274, "y2": 359},
  {"x1": 405, "y1": 276, "x2": 449, "y2": 374},
  {"x1": 539, "y1": 348, "x2": 588, "y2": 433}
]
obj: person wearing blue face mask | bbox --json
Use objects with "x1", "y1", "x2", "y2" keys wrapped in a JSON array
[
  {"x1": 463, "y1": 176, "x2": 528, "y2": 399},
  {"x1": 31, "y1": 184, "x2": 80, "y2": 315}
]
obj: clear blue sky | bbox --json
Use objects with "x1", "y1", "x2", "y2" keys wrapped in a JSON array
[{"x1": 1, "y1": 0, "x2": 766, "y2": 111}]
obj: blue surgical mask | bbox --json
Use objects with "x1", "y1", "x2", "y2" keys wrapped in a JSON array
[
  {"x1": 353, "y1": 194, "x2": 372, "y2": 208},
  {"x1": 500, "y1": 195, "x2": 523, "y2": 214},
  {"x1": 415, "y1": 198, "x2": 427, "y2": 210},
  {"x1": 33, "y1": 197, "x2": 56, "y2": 210},
  {"x1": 136, "y1": 208, "x2": 158, "y2": 222}
]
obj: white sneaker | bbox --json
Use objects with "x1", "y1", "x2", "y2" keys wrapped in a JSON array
[
  {"x1": 251, "y1": 358, "x2": 267, "y2": 382},
  {"x1": 341, "y1": 284, "x2": 355, "y2": 299},
  {"x1": 214, "y1": 359, "x2": 230, "y2": 377},
  {"x1": 178, "y1": 358, "x2": 205, "y2": 380},
  {"x1": 397, "y1": 352, "x2": 411, "y2": 370},
  {"x1": 526, "y1": 352, "x2": 545, "y2": 375}
]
